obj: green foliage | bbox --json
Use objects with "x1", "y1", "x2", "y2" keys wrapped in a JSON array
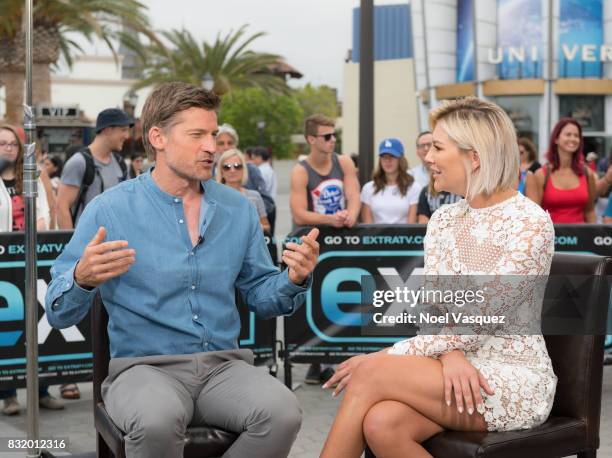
[
  {"x1": 133, "y1": 26, "x2": 289, "y2": 96},
  {"x1": 293, "y1": 83, "x2": 339, "y2": 119},
  {"x1": 0, "y1": 0, "x2": 155, "y2": 68},
  {"x1": 219, "y1": 87, "x2": 304, "y2": 159}
]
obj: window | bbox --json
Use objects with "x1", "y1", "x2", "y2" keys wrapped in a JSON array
[{"x1": 559, "y1": 95, "x2": 604, "y2": 132}]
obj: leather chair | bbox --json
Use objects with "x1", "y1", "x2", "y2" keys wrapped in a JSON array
[
  {"x1": 366, "y1": 253, "x2": 612, "y2": 458},
  {"x1": 92, "y1": 295, "x2": 238, "y2": 458}
]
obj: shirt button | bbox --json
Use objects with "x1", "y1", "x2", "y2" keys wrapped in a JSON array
[
  {"x1": 193, "y1": 314, "x2": 198, "y2": 320},
  {"x1": 190, "y1": 251, "x2": 195, "y2": 256},
  {"x1": 179, "y1": 219, "x2": 184, "y2": 224},
  {"x1": 204, "y1": 342, "x2": 209, "y2": 347},
  {"x1": 174, "y1": 198, "x2": 180, "y2": 203},
  {"x1": 191, "y1": 284, "x2": 196, "y2": 290}
]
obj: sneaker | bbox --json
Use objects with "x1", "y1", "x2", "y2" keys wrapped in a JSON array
[
  {"x1": 39, "y1": 395, "x2": 64, "y2": 410},
  {"x1": 320, "y1": 367, "x2": 336, "y2": 385},
  {"x1": 2, "y1": 397, "x2": 20, "y2": 416},
  {"x1": 304, "y1": 363, "x2": 321, "y2": 384}
]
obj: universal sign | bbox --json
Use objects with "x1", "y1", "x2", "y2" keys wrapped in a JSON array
[{"x1": 487, "y1": 45, "x2": 612, "y2": 63}]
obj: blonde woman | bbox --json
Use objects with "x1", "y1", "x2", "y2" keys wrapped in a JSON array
[
  {"x1": 216, "y1": 148, "x2": 271, "y2": 233},
  {"x1": 321, "y1": 98, "x2": 556, "y2": 457}
]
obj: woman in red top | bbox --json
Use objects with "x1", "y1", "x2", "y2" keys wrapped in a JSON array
[{"x1": 525, "y1": 118, "x2": 597, "y2": 223}]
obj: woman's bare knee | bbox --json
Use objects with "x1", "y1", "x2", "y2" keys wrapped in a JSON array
[{"x1": 363, "y1": 401, "x2": 419, "y2": 449}]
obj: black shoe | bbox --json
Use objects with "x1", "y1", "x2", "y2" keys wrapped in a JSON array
[
  {"x1": 320, "y1": 367, "x2": 335, "y2": 385},
  {"x1": 304, "y1": 363, "x2": 321, "y2": 384}
]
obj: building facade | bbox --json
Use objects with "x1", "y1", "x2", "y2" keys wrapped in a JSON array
[
  {"x1": 413, "y1": 0, "x2": 612, "y2": 158},
  {"x1": 345, "y1": 0, "x2": 612, "y2": 163}
]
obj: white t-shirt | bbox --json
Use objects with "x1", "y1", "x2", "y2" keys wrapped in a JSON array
[{"x1": 360, "y1": 181, "x2": 420, "y2": 224}]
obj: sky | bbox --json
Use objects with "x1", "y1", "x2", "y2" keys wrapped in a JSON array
[{"x1": 68, "y1": 0, "x2": 405, "y2": 99}]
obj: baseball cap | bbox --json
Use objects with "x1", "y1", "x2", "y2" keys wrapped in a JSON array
[
  {"x1": 95, "y1": 108, "x2": 134, "y2": 133},
  {"x1": 378, "y1": 138, "x2": 404, "y2": 158}
]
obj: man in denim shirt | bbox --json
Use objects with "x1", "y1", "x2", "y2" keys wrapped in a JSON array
[{"x1": 45, "y1": 82, "x2": 320, "y2": 458}]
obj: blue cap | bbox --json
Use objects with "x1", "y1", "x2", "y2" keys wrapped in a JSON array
[
  {"x1": 378, "y1": 138, "x2": 404, "y2": 158},
  {"x1": 95, "y1": 108, "x2": 134, "y2": 133}
]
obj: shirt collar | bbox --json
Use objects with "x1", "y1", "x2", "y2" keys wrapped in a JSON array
[{"x1": 142, "y1": 169, "x2": 217, "y2": 206}]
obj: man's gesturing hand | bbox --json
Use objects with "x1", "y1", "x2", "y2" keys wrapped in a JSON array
[
  {"x1": 74, "y1": 227, "x2": 135, "y2": 289},
  {"x1": 283, "y1": 228, "x2": 320, "y2": 286}
]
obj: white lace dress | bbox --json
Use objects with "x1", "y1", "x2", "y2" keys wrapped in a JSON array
[{"x1": 388, "y1": 193, "x2": 557, "y2": 431}]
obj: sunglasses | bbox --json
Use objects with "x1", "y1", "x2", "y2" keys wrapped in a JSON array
[
  {"x1": 316, "y1": 133, "x2": 336, "y2": 142},
  {"x1": 222, "y1": 162, "x2": 243, "y2": 171}
]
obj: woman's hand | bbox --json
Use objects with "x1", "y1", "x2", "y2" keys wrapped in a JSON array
[
  {"x1": 322, "y1": 353, "x2": 371, "y2": 397},
  {"x1": 439, "y1": 350, "x2": 494, "y2": 415}
]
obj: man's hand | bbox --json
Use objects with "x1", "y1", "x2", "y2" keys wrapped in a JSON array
[
  {"x1": 74, "y1": 227, "x2": 135, "y2": 289},
  {"x1": 343, "y1": 212, "x2": 357, "y2": 228},
  {"x1": 328, "y1": 211, "x2": 346, "y2": 228},
  {"x1": 283, "y1": 228, "x2": 320, "y2": 286}
]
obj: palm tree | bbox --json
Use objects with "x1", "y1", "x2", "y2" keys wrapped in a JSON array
[
  {"x1": 0, "y1": 0, "x2": 155, "y2": 123},
  {"x1": 133, "y1": 26, "x2": 290, "y2": 96}
]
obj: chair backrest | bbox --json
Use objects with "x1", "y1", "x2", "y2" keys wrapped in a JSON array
[
  {"x1": 91, "y1": 293, "x2": 110, "y2": 405},
  {"x1": 545, "y1": 253, "x2": 611, "y2": 450}
]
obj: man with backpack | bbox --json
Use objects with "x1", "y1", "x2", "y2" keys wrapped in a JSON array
[{"x1": 57, "y1": 108, "x2": 132, "y2": 229}]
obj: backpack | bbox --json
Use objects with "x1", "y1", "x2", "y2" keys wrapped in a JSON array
[{"x1": 71, "y1": 148, "x2": 128, "y2": 223}]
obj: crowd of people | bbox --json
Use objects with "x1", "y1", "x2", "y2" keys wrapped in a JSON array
[{"x1": 1, "y1": 87, "x2": 611, "y2": 457}]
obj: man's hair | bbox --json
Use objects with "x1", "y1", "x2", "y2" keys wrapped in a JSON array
[
  {"x1": 429, "y1": 97, "x2": 519, "y2": 201},
  {"x1": 217, "y1": 123, "x2": 239, "y2": 146},
  {"x1": 141, "y1": 82, "x2": 221, "y2": 160},
  {"x1": 251, "y1": 146, "x2": 270, "y2": 161},
  {"x1": 416, "y1": 131, "x2": 432, "y2": 143},
  {"x1": 304, "y1": 114, "x2": 334, "y2": 139}
]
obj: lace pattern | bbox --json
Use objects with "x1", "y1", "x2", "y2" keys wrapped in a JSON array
[{"x1": 388, "y1": 193, "x2": 557, "y2": 431}]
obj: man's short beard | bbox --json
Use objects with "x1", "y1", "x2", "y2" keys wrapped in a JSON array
[{"x1": 167, "y1": 161, "x2": 210, "y2": 182}]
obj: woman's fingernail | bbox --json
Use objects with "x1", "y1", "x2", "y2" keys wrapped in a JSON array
[
  {"x1": 332, "y1": 392, "x2": 337, "y2": 398},
  {"x1": 468, "y1": 408, "x2": 474, "y2": 415},
  {"x1": 322, "y1": 383, "x2": 328, "y2": 389},
  {"x1": 446, "y1": 399, "x2": 451, "y2": 406},
  {"x1": 458, "y1": 406, "x2": 463, "y2": 414}
]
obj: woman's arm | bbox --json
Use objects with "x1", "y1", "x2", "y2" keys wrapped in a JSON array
[
  {"x1": 407, "y1": 203, "x2": 417, "y2": 223},
  {"x1": 361, "y1": 203, "x2": 373, "y2": 223},
  {"x1": 524, "y1": 169, "x2": 544, "y2": 205},
  {"x1": 584, "y1": 168, "x2": 597, "y2": 223},
  {"x1": 259, "y1": 216, "x2": 271, "y2": 233},
  {"x1": 596, "y1": 165, "x2": 612, "y2": 196}
]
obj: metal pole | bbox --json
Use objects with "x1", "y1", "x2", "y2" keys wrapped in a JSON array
[
  {"x1": 358, "y1": 0, "x2": 374, "y2": 186},
  {"x1": 547, "y1": 0, "x2": 554, "y2": 147},
  {"x1": 23, "y1": 0, "x2": 41, "y2": 456}
]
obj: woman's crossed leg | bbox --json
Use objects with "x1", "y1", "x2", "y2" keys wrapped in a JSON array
[{"x1": 320, "y1": 353, "x2": 488, "y2": 458}]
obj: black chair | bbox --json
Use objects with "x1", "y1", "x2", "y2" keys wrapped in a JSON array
[
  {"x1": 366, "y1": 253, "x2": 612, "y2": 458},
  {"x1": 92, "y1": 295, "x2": 238, "y2": 458}
]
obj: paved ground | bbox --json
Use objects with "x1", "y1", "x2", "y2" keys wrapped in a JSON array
[{"x1": 1, "y1": 160, "x2": 611, "y2": 457}]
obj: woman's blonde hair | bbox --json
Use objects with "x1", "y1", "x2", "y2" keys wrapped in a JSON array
[
  {"x1": 429, "y1": 97, "x2": 519, "y2": 200},
  {"x1": 216, "y1": 148, "x2": 249, "y2": 186}
]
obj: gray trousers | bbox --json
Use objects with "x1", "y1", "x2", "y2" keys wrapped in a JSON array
[{"x1": 101, "y1": 349, "x2": 302, "y2": 458}]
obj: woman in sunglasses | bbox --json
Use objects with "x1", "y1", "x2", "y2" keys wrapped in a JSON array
[{"x1": 217, "y1": 148, "x2": 271, "y2": 233}]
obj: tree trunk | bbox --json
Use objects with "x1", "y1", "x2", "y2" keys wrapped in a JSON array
[
  {"x1": 32, "y1": 62, "x2": 51, "y2": 105},
  {"x1": 3, "y1": 71, "x2": 24, "y2": 125}
]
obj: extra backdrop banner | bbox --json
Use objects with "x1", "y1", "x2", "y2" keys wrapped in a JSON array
[
  {"x1": 283, "y1": 224, "x2": 612, "y2": 364},
  {"x1": 0, "y1": 232, "x2": 277, "y2": 389}
]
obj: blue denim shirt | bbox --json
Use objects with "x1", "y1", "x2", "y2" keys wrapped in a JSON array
[{"x1": 45, "y1": 172, "x2": 308, "y2": 358}]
